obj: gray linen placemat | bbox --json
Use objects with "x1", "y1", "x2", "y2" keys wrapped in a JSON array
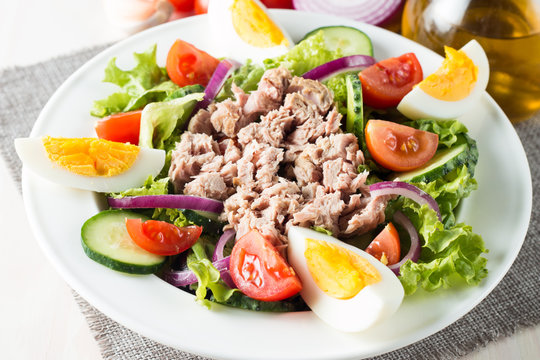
[{"x1": 1, "y1": 46, "x2": 539, "y2": 360}]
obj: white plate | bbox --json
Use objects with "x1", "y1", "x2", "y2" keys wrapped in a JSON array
[{"x1": 21, "y1": 10, "x2": 532, "y2": 360}]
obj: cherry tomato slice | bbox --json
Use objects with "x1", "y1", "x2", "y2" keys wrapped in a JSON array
[
  {"x1": 166, "y1": 39, "x2": 219, "y2": 87},
  {"x1": 359, "y1": 53, "x2": 423, "y2": 108},
  {"x1": 230, "y1": 230, "x2": 302, "y2": 302},
  {"x1": 125, "y1": 218, "x2": 202, "y2": 256},
  {"x1": 168, "y1": 0, "x2": 195, "y2": 12},
  {"x1": 366, "y1": 222, "x2": 401, "y2": 265},
  {"x1": 94, "y1": 110, "x2": 142, "y2": 145},
  {"x1": 194, "y1": 0, "x2": 208, "y2": 14},
  {"x1": 365, "y1": 119, "x2": 439, "y2": 172}
]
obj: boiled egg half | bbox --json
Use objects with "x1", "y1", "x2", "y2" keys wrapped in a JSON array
[
  {"x1": 397, "y1": 40, "x2": 489, "y2": 120},
  {"x1": 15, "y1": 136, "x2": 165, "y2": 193},
  {"x1": 287, "y1": 226, "x2": 404, "y2": 332},
  {"x1": 207, "y1": 0, "x2": 293, "y2": 63}
]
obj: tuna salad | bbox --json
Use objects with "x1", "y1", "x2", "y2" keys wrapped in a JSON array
[{"x1": 169, "y1": 67, "x2": 390, "y2": 246}]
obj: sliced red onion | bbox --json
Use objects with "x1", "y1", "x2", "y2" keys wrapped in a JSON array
[
  {"x1": 162, "y1": 256, "x2": 232, "y2": 287},
  {"x1": 293, "y1": 0, "x2": 403, "y2": 26},
  {"x1": 197, "y1": 59, "x2": 242, "y2": 110},
  {"x1": 108, "y1": 195, "x2": 223, "y2": 214},
  {"x1": 388, "y1": 211, "x2": 421, "y2": 275},
  {"x1": 212, "y1": 229, "x2": 236, "y2": 262},
  {"x1": 302, "y1": 55, "x2": 375, "y2": 82},
  {"x1": 369, "y1": 181, "x2": 442, "y2": 222}
]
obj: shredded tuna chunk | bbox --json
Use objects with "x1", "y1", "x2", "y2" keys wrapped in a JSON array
[{"x1": 169, "y1": 67, "x2": 391, "y2": 245}]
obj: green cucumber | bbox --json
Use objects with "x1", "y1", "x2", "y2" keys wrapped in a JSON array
[
  {"x1": 391, "y1": 134, "x2": 478, "y2": 183},
  {"x1": 182, "y1": 209, "x2": 224, "y2": 235},
  {"x1": 346, "y1": 74, "x2": 364, "y2": 146},
  {"x1": 81, "y1": 210, "x2": 165, "y2": 274},
  {"x1": 302, "y1": 26, "x2": 373, "y2": 57}
]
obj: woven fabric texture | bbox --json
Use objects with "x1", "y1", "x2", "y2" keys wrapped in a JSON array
[{"x1": 1, "y1": 46, "x2": 539, "y2": 360}]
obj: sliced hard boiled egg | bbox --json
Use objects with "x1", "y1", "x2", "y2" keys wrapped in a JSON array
[
  {"x1": 287, "y1": 226, "x2": 404, "y2": 332},
  {"x1": 15, "y1": 137, "x2": 165, "y2": 193},
  {"x1": 397, "y1": 40, "x2": 489, "y2": 120},
  {"x1": 207, "y1": 0, "x2": 293, "y2": 63}
]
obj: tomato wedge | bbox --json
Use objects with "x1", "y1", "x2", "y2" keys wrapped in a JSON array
[
  {"x1": 359, "y1": 52, "x2": 423, "y2": 108},
  {"x1": 365, "y1": 119, "x2": 438, "y2": 172},
  {"x1": 125, "y1": 219, "x2": 202, "y2": 256},
  {"x1": 366, "y1": 222, "x2": 401, "y2": 265},
  {"x1": 95, "y1": 110, "x2": 142, "y2": 145},
  {"x1": 166, "y1": 39, "x2": 219, "y2": 87},
  {"x1": 230, "y1": 230, "x2": 302, "y2": 301},
  {"x1": 194, "y1": 0, "x2": 208, "y2": 14}
]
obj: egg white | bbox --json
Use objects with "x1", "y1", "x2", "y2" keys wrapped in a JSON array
[
  {"x1": 397, "y1": 40, "x2": 490, "y2": 120},
  {"x1": 207, "y1": 0, "x2": 293, "y2": 63},
  {"x1": 287, "y1": 226, "x2": 404, "y2": 332},
  {"x1": 14, "y1": 137, "x2": 165, "y2": 193}
]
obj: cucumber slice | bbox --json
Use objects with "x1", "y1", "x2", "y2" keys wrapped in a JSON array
[
  {"x1": 346, "y1": 74, "x2": 365, "y2": 145},
  {"x1": 392, "y1": 134, "x2": 478, "y2": 183},
  {"x1": 183, "y1": 209, "x2": 224, "y2": 235},
  {"x1": 81, "y1": 210, "x2": 165, "y2": 274},
  {"x1": 302, "y1": 26, "x2": 373, "y2": 57}
]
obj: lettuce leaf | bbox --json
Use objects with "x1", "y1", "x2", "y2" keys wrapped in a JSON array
[
  {"x1": 91, "y1": 45, "x2": 179, "y2": 117},
  {"x1": 408, "y1": 118, "x2": 469, "y2": 149},
  {"x1": 138, "y1": 92, "x2": 204, "y2": 149},
  {"x1": 151, "y1": 208, "x2": 192, "y2": 228},
  {"x1": 387, "y1": 165, "x2": 487, "y2": 295},
  {"x1": 109, "y1": 176, "x2": 170, "y2": 198},
  {"x1": 187, "y1": 240, "x2": 237, "y2": 308}
]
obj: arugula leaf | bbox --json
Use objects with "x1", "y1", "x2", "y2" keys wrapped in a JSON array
[{"x1": 91, "y1": 45, "x2": 179, "y2": 117}]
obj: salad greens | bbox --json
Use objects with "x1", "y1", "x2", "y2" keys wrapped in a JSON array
[{"x1": 91, "y1": 45, "x2": 180, "y2": 117}]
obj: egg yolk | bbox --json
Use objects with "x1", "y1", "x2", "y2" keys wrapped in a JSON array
[
  {"x1": 42, "y1": 137, "x2": 139, "y2": 177},
  {"x1": 304, "y1": 238, "x2": 381, "y2": 300},
  {"x1": 418, "y1": 46, "x2": 478, "y2": 101},
  {"x1": 231, "y1": 0, "x2": 289, "y2": 48}
]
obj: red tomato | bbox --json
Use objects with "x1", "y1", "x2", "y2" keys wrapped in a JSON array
[
  {"x1": 94, "y1": 110, "x2": 142, "y2": 145},
  {"x1": 125, "y1": 219, "x2": 202, "y2": 256},
  {"x1": 359, "y1": 53, "x2": 423, "y2": 108},
  {"x1": 366, "y1": 222, "x2": 401, "y2": 265},
  {"x1": 261, "y1": 0, "x2": 294, "y2": 8},
  {"x1": 194, "y1": 0, "x2": 208, "y2": 14},
  {"x1": 230, "y1": 230, "x2": 302, "y2": 301},
  {"x1": 168, "y1": 0, "x2": 195, "y2": 12},
  {"x1": 166, "y1": 39, "x2": 219, "y2": 87},
  {"x1": 365, "y1": 119, "x2": 438, "y2": 172}
]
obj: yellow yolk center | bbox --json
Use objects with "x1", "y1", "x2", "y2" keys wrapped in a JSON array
[
  {"x1": 42, "y1": 137, "x2": 139, "y2": 176},
  {"x1": 419, "y1": 46, "x2": 478, "y2": 101},
  {"x1": 304, "y1": 238, "x2": 381, "y2": 300},
  {"x1": 231, "y1": 0, "x2": 289, "y2": 48}
]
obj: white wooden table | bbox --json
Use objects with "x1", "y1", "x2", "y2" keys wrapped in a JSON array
[{"x1": 1, "y1": 1, "x2": 538, "y2": 359}]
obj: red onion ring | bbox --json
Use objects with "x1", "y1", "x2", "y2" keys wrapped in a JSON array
[
  {"x1": 302, "y1": 55, "x2": 375, "y2": 82},
  {"x1": 369, "y1": 181, "x2": 442, "y2": 222},
  {"x1": 388, "y1": 211, "x2": 421, "y2": 275},
  {"x1": 108, "y1": 195, "x2": 224, "y2": 214},
  {"x1": 212, "y1": 229, "x2": 236, "y2": 262},
  {"x1": 197, "y1": 59, "x2": 242, "y2": 110},
  {"x1": 292, "y1": 0, "x2": 403, "y2": 26}
]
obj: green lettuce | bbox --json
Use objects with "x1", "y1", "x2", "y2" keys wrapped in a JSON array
[
  {"x1": 387, "y1": 165, "x2": 487, "y2": 295},
  {"x1": 109, "y1": 176, "x2": 170, "y2": 198},
  {"x1": 408, "y1": 118, "x2": 469, "y2": 149},
  {"x1": 187, "y1": 239, "x2": 237, "y2": 308},
  {"x1": 91, "y1": 45, "x2": 179, "y2": 117},
  {"x1": 151, "y1": 208, "x2": 192, "y2": 228},
  {"x1": 138, "y1": 92, "x2": 204, "y2": 149}
]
